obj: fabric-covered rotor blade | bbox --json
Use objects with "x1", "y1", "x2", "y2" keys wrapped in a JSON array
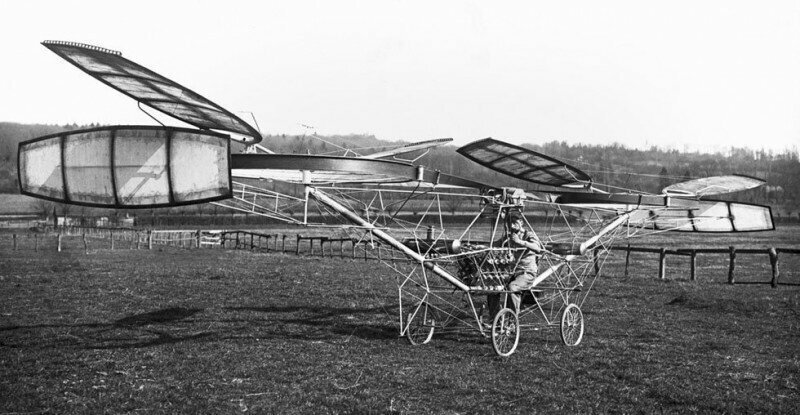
[
  {"x1": 361, "y1": 138, "x2": 452, "y2": 159},
  {"x1": 231, "y1": 154, "x2": 494, "y2": 189},
  {"x1": 556, "y1": 192, "x2": 669, "y2": 208},
  {"x1": 18, "y1": 126, "x2": 231, "y2": 208},
  {"x1": 457, "y1": 138, "x2": 592, "y2": 187},
  {"x1": 662, "y1": 175, "x2": 765, "y2": 197},
  {"x1": 627, "y1": 199, "x2": 774, "y2": 232},
  {"x1": 41, "y1": 40, "x2": 262, "y2": 144}
]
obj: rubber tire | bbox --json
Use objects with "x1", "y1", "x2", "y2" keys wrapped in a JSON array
[
  {"x1": 407, "y1": 303, "x2": 435, "y2": 345},
  {"x1": 491, "y1": 308, "x2": 520, "y2": 357},
  {"x1": 560, "y1": 303, "x2": 584, "y2": 346}
]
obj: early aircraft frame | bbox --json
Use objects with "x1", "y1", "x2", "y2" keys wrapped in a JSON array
[{"x1": 18, "y1": 41, "x2": 774, "y2": 356}]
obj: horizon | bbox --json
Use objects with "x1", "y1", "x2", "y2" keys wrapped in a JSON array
[{"x1": 1, "y1": 1, "x2": 798, "y2": 155}]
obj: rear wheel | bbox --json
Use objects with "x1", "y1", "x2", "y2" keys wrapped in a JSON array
[
  {"x1": 560, "y1": 303, "x2": 584, "y2": 346},
  {"x1": 406, "y1": 302, "x2": 435, "y2": 345},
  {"x1": 492, "y1": 308, "x2": 520, "y2": 357}
]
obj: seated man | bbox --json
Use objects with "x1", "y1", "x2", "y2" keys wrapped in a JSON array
[{"x1": 486, "y1": 210, "x2": 546, "y2": 322}]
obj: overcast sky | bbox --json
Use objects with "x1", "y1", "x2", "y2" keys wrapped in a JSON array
[{"x1": 1, "y1": 0, "x2": 798, "y2": 154}]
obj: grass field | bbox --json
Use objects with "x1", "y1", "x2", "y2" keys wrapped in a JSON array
[{"x1": 1, "y1": 239, "x2": 799, "y2": 413}]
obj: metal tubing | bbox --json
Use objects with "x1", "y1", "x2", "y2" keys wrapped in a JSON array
[
  {"x1": 579, "y1": 213, "x2": 630, "y2": 255},
  {"x1": 308, "y1": 187, "x2": 470, "y2": 291}
]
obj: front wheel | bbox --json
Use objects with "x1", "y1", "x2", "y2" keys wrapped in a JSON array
[
  {"x1": 492, "y1": 308, "x2": 520, "y2": 357},
  {"x1": 560, "y1": 303, "x2": 584, "y2": 346},
  {"x1": 406, "y1": 302, "x2": 435, "y2": 345}
]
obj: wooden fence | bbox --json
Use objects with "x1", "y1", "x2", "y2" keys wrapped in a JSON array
[
  {"x1": 221, "y1": 230, "x2": 392, "y2": 262},
  {"x1": 610, "y1": 245, "x2": 800, "y2": 287},
  {"x1": 3, "y1": 228, "x2": 798, "y2": 286}
]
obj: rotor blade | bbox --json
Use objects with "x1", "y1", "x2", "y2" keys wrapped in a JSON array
[
  {"x1": 629, "y1": 199, "x2": 774, "y2": 232},
  {"x1": 662, "y1": 175, "x2": 765, "y2": 197},
  {"x1": 18, "y1": 125, "x2": 232, "y2": 208},
  {"x1": 457, "y1": 138, "x2": 592, "y2": 187},
  {"x1": 230, "y1": 154, "x2": 495, "y2": 189},
  {"x1": 361, "y1": 138, "x2": 452, "y2": 159},
  {"x1": 41, "y1": 40, "x2": 262, "y2": 144},
  {"x1": 555, "y1": 192, "x2": 669, "y2": 208}
]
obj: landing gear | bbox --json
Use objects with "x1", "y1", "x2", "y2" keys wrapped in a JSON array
[
  {"x1": 492, "y1": 308, "x2": 520, "y2": 357},
  {"x1": 560, "y1": 303, "x2": 584, "y2": 346},
  {"x1": 406, "y1": 302, "x2": 435, "y2": 345}
]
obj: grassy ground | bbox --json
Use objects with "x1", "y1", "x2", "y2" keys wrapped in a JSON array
[{"x1": 1, "y1": 244, "x2": 798, "y2": 413}]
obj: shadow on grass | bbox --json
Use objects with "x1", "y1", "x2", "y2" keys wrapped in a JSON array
[
  {"x1": 84, "y1": 307, "x2": 214, "y2": 349},
  {"x1": 1, "y1": 304, "x2": 408, "y2": 350},
  {"x1": 114, "y1": 307, "x2": 203, "y2": 327},
  {"x1": 3, "y1": 303, "x2": 494, "y2": 350},
  {"x1": 225, "y1": 304, "x2": 499, "y2": 346},
  {"x1": 227, "y1": 305, "x2": 401, "y2": 341},
  {"x1": 0, "y1": 307, "x2": 211, "y2": 350}
]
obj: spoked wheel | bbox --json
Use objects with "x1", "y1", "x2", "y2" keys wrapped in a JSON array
[
  {"x1": 492, "y1": 308, "x2": 520, "y2": 357},
  {"x1": 560, "y1": 303, "x2": 584, "y2": 346},
  {"x1": 406, "y1": 302, "x2": 435, "y2": 345}
]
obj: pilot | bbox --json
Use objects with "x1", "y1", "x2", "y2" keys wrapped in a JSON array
[{"x1": 486, "y1": 210, "x2": 546, "y2": 323}]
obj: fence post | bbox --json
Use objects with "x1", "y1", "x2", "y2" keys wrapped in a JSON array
[
  {"x1": 148, "y1": 230, "x2": 153, "y2": 250},
  {"x1": 83, "y1": 233, "x2": 88, "y2": 254},
  {"x1": 282, "y1": 235, "x2": 287, "y2": 253},
  {"x1": 13, "y1": 234, "x2": 17, "y2": 251},
  {"x1": 196, "y1": 230, "x2": 201, "y2": 249},
  {"x1": 658, "y1": 248, "x2": 666, "y2": 279},
  {"x1": 352, "y1": 239, "x2": 357, "y2": 260},
  {"x1": 110, "y1": 231, "x2": 114, "y2": 250},
  {"x1": 690, "y1": 250, "x2": 697, "y2": 281},
  {"x1": 296, "y1": 235, "x2": 302, "y2": 256},
  {"x1": 57, "y1": 233, "x2": 62, "y2": 252},
  {"x1": 727, "y1": 246, "x2": 736, "y2": 285},
  {"x1": 624, "y1": 244, "x2": 630, "y2": 278},
  {"x1": 769, "y1": 247, "x2": 779, "y2": 288}
]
